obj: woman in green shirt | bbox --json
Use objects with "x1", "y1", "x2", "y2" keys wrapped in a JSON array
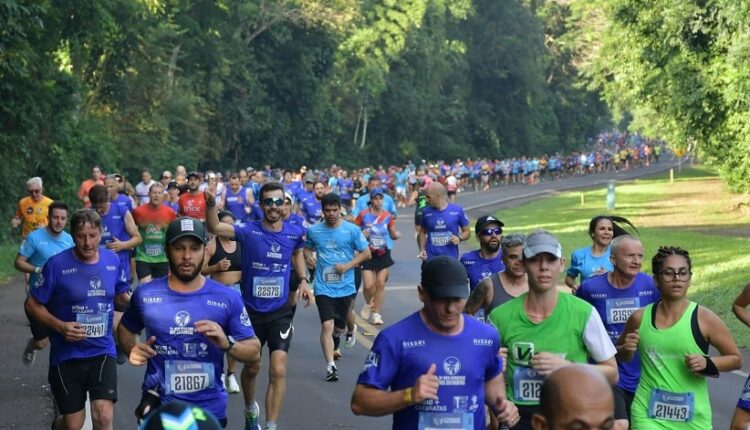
[{"x1": 617, "y1": 246, "x2": 742, "y2": 429}]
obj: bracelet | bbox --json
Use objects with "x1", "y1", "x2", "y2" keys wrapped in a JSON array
[
  {"x1": 403, "y1": 387, "x2": 414, "y2": 404},
  {"x1": 299, "y1": 278, "x2": 310, "y2": 285}
]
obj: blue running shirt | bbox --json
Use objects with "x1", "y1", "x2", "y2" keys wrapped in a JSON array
[
  {"x1": 460, "y1": 250, "x2": 505, "y2": 291},
  {"x1": 19, "y1": 227, "x2": 73, "y2": 288},
  {"x1": 306, "y1": 221, "x2": 368, "y2": 298},
  {"x1": 421, "y1": 204, "x2": 469, "y2": 259}
]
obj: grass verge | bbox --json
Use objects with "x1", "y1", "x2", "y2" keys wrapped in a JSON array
[{"x1": 0, "y1": 241, "x2": 20, "y2": 285}]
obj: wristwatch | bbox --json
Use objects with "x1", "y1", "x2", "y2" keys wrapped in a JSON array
[{"x1": 221, "y1": 335, "x2": 236, "y2": 352}]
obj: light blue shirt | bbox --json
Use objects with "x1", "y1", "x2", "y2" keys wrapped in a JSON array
[
  {"x1": 305, "y1": 221, "x2": 368, "y2": 298},
  {"x1": 18, "y1": 227, "x2": 73, "y2": 288}
]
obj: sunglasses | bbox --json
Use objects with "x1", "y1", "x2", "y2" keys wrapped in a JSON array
[
  {"x1": 479, "y1": 227, "x2": 502, "y2": 237},
  {"x1": 262, "y1": 197, "x2": 285, "y2": 207}
]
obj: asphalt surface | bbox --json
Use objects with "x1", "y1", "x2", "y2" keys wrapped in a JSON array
[{"x1": 2, "y1": 158, "x2": 747, "y2": 429}]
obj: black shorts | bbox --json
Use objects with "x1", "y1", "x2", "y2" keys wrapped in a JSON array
[
  {"x1": 25, "y1": 306, "x2": 49, "y2": 340},
  {"x1": 354, "y1": 266, "x2": 362, "y2": 292},
  {"x1": 614, "y1": 386, "x2": 634, "y2": 421},
  {"x1": 361, "y1": 249, "x2": 394, "y2": 271},
  {"x1": 248, "y1": 306, "x2": 294, "y2": 353},
  {"x1": 447, "y1": 190, "x2": 456, "y2": 196},
  {"x1": 289, "y1": 270, "x2": 300, "y2": 293},
  {"x1": 48, "y1": 355, "x2": 118, "y2": 415},
  {"x1": 136, "y1": 261, "x2": 169, "y2": 280},
  {"x1": 315, "y1": 294, "x2": 355, "y2": 329}
]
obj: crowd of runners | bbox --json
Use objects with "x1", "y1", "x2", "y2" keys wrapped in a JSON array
[{"x1": 12, "y1": 129, "x2": 750, "y2": 430}]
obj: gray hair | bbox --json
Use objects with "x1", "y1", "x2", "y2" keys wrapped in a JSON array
[
  {"x1": 26, "y1": 177, "x2": 43, "y2": 189},
  {"x1": 501, "y1": 233, "x2": 526, "y2": 250},
  {"x1": 610, "y1": 234, "x2": 640, "y2": 254}
]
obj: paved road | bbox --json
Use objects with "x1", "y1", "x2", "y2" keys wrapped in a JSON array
[{"x1": 2, "y1": 158, "x2": 746, "y2": 429}]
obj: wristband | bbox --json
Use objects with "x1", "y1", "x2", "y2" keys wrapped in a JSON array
[
  {"x1": 299, "y1": 278, "x2": 310, "y2": 285},
  {"x1": 34, "y1": 266, "x2": 41, "y2": 274},
  {"x1": 403, "y1": 387, "x2": 414, "y2": 404},
  {"x1": 700, "y1": 355, "x2": 719, "y2": 378}
]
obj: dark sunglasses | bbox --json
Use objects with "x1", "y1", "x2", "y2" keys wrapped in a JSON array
[
  {"x1": 479, "y1": 227, "x2": 502, "y2": 237},
  {"x1": 262, "y1": 197, "x2": 285, "y2": 207}
]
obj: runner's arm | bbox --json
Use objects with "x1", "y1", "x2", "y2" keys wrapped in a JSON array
[
  {"x1": 699, "y1": 306, "x2": 742, "y2": 372},
  {"x1": 344, "y1": 247, "x2": 371, "y2": 271},
  {"x1": 201, "y1": 240, "x2": 218, "y2": 275},
  {"x1": 205, "y1": 193, "x2": 235, "y2": 238},
  {"x1": 14, "y1": 254, "x2": 38, "y2": 274},
  {"x1": 417, "y1": 229, "x2": 427, "y2": 257},
  {"x1": 120, "y1": 211, "x2": 142, "y2": 249},
  {"x1": 25, "y1": 295, "x2": 82, "y2": 340},
  {"x1": 615, "y1": 308, "x2": 643, "y2": 362},
  {"x1": 732, "y1": 282, "x2": 750, "y2": 327},
  {"x1": 463, "y1": 278, "x2": 490, "y2": 315},
  {"x1": 116, "y1": 322, "x2": 138, "y2": 356},
  {"x1": 582, "y1": 308, "x2": 619, "y2": 384},
  {"x1": 351, "y1": 384, "x2": 414, "y2": 416},
  {"x1": 458, "y1": 225, "x2": 471, "y2": 242}
]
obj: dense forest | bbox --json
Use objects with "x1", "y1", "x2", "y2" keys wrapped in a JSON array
[{"x1": 2, "y1": 0, "x2": 749, "y2": 238}]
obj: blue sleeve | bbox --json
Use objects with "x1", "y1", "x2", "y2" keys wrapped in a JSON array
[
  {"x1": 458, "y1": 207, "x2": 469, "y2": 228},
  {"x1": 353, "y1": 226, "x2": 369, "y2": 252},
  {"x1": 356, "y1": 332, "x2": 399, "y2": 390},
  {"x1": 226, "y1": 291, "x2": 255, "y2": 341},
  {"x1": 18, "y1": 235, "x2": 35, "y2": 258},
  {"x1": 116, "y1": 263, "x2": 130, "y2": 296},
  {"x1": 575, "y1": 281, "x2": 589, "y2": 300},
  {"x1": 120, "y1": 288, "x2": 144, "y2": 334},
  {"x1": 566, "y1": 249, "x2": 582, "y2": 278},
  {"x1": 304, "y1": 228, "x2": 317, "y2": 249},
  {"x1": 30, "y1": 257, "x2": 56, "y2": 304},
  {"x1": 385, "y1": 196, "x2": 398, "y2": 216}
]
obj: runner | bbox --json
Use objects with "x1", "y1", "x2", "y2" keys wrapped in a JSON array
[
  {"x1": 618, "y1": 246, "x2": 742, "y2": 429},
  {"x1": 460, "y1": 215, "x2": 505, "y2": 290},
  {"x1": 463, "y1": 233, "x2": 528, "y2": 321},
  {"x1": 304, "y1": 193, "x2": 370, "y2": 382},
  {"x1": 205, "y1": 181, "x2": 314, "y2": 430},
  {"x1": 298, "y1": 181, "x2": 325, "y2": 227},
  {"x1": 15, "y1": 201, "x2": 74, "y2": 365},
  {"x1": 417, "y1": 182, "x2": 470, "y2": 261},
  {"x1": 25, "y1": 209, "x2": 130, "y2": 430},
  {"x1": 12, "y1": 176, "x2": 54, "y2": 239},
  {"x1": 164, "y1": 181, "x2": 180, "y2": 212},
  {"x1": 77, "y1": 166, "x2": 104, "y2": 207},
  {"x1": 565, "y1": 215, "x2": 637, "y2": 292},
  {"x1": 118, "y1": 217, "x2": 261, "y2": 427},
  {"x1": 351, "y1": 256, "x2": 520, "y2": 429},
  {"x1": 135, "y1": 169, "x2": 157, "y2": 206},
  {"x1": 179, "y1": 172, "x2": 208, "y2": 221},
  {"x1": 139, "y1": 401, "x2": 223, "y2": 430},
  {"x1": 132, "y1": 183, "x2": 177, "y2": 284},
  {"x1": 105, "y1": 175, "x2": 134, "y2": 212},
  {"x1": 731, "y1": 281, "x2": 750, "y2": 430},
  {"x1": 351, "y1": 176, "x2": 397, "y2": 218},
  {"x1": 488, "y1": 230, "x2": 618, "y2": 429},
  {"x1": 575, "y1": 235, "x2": 659, "y2": 427},
  {"x1": 222, "y1": 173, "x2": 253, "y2": 221},
  {"x1": 354, "y1": 187, "x2": 401, "y2": 326}
]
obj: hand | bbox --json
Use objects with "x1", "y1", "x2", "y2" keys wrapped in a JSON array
[
  {"x1": 392, "y1": 230, "x2": 401, "y2": 240},
  {"x1": 494, "y1": 398, "x2": 520, "y2": 428},
  {"x1": 11, "y1": 218, "x2": 20, "y2": 228},
  {"x1": 194, "y1": 320, "x2": 229, "y2": 349},
  {"x1": 60, "y1": 321, "x2": 86, "y2": 342},
  {"x1": 531, "y1": 352, "x2": 569, "y2": 376},
  {"x1": 105, "y1": 237, "x2": 126, "y2": 253},
  {"x1": 334, "y1": 263, "x2": 349, "y2": 274},
  {"x1": 298, "y1": 283, "x2": 315, "y2": 307},
  {"x1": 685, "y1": 354, "x2": 707, "y2": 375},
  {"x1": 622, "y1": 330, "x2": 639, "y2": 353},
  {"x1": 362, "y1": 229, "x2": 370, "y2": 238},
  {"x1": 305, "y1": 254, "x2": 317, "y2": 268},
  {"x1": 499, "y1": 347, "x2": 508, "y2": 373},
  {"x1": 130, "y1": 336, "x2": 157, "y2": 366},
  {"x1": 417, "y1": 250, "x2": 427, "y2": 261},
  {"x1": 204, "y1": 188, "x2": 216, "y2": 207},
  {"x1": 412, "y1": 363, "x2": 440, "y2": 403},
  {"x1": 214, "y1": 258, "x2": 231, "y2": 272},
  {"x1": 450, "y1": 235, "x2": 461, "y2": 245}
]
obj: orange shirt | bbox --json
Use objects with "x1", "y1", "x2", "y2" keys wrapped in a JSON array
[
  {"x1": 78, "y1": 178, "x2": 103, "y2": 207},
  {"x1": 16, "y1": 196, "x2": 53, "y2": 237}
]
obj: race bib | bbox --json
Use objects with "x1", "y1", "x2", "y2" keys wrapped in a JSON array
[
  {"x1": 165, "y1": 361, "x2": 215, "y2": 395},
  {"x1": 605, "y1": 297, "x2": 640, "y2": 324},
  {"x1": 430, "y1": 231, "x2": 452, "y2": 247},
  {"x1": 76, "y1": 313, "x2": 108, "y2": 338},
  {"x1": 648, "y1": 388, "x2": 694, "y2": 422},
  {"x1": 418, "y1": 412, "x2": 473, "y2": 430},
  {"x1": 252, "y1": 276, "x2": 283, "y2": 298},
  {"x1": 323, "y1": 269, "x2": 342, "y2": 284},
  {"x1": 513, "y1": 366, "x2": 543, "y2": 403},
  {"x1": 370, "y1": 237, "x2": 386, "y2": 249},
  {"x1": 145, "y1": 243, "x2": 163, "y2": 257}
]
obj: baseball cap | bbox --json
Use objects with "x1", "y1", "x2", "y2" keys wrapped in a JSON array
[
  {"x1": 166, "y1": 181, "x2": 178, "y2": 190},
  {"x1": 420, "y1": 256, "x2": 470, "y2": 299},
  {"x1": 475, "y1": 215, "x2": 504, "y2": 232},
  {"x1": 187, "y1": 171, "x2": 200, "y2": 179},
  {"x1": 304, "y1": 173, "x2": 316, "y2": 183},
  {"x1": 523, "y1": 230, "x2": 562, "y2": 259},
  {"x1": 166, "y1": 217, "x2": 207, "y2": 245},
  {"x1": 369, "y1": 187, "x2": 385, "y2": 197},
  {"x1": 140, "y1": 401, "x2": 222, "y2": 430},
  {"x1": 284, "y1": 192, "x2": 293, "y2": 203}
]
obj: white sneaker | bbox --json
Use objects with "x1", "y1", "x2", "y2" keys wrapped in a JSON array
[
  {"x1": 227, "y1": 373, "x2": 240, "y2": 393},
  {"x1": 221, "y1": 374, "x2": 227, "y2": 390},
  {"x1": 22, "y1": 337, "x2": 36, "y2": 366},
  {"x1": 370, "y1": 312, "x2": 383, "y2": 325},
  {"x1": 360, "y1": 304, "x2": 371, "y2": 320},
  {"x1": 344, "y1": 324, "x2": 357, "y2": 349}
]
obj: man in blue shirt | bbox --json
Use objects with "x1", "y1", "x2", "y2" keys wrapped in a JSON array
[
  {"x1": 460, "y1": 215, "x2": 506, "y2": 290},
  {"x1": 351, "y1": 176, "x2": 398, "y2": 218},
  {"x1": 15, "y1": 201, "x2": 74, "y2": 365},
  {"x1": 418, "y1": 183, "x2": 470, "y2": 260},
  {"x1": 26, "y1": 209, "x2": 131, "y2": 430},
  {"x1": 351, "y1": 256, "x2": 519, "y2": 429},
  {"x1": 118, "y1": 217, "x2": 261, "y2": 427},
  {"x1": 305, "y1": 193, "x2": 371, "y2": 382}
]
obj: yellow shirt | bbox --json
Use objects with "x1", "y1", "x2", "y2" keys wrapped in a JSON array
[{"x1": 16, "y1": 196, "x2": 53, "y2": 237}]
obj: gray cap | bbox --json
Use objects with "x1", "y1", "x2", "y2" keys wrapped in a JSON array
[
  {"x1": 523, "y1": 230, "x2": 562, "y2": 259},
  {"x1": 304, "y1": 173, "x2": 316, "y2": 183},
  {"x1": 166, "y1": 217, "x2": 207, "y2": 245},
  {"x1": 420, "y1": 256, "x2": 470, "y2": 299}
]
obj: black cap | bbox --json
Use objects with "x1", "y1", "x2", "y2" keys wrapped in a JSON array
[
  {"x1": 166, "y1": 181, "x2": 178, "y2": 190},
  {"x1": 165, "y1": 217, "x2": 207, "y2": 245},
  {"x1": 187, "y1": 171, "x2": 200, "y2": 179},
  {"x1": 475, "y1": 215, "x2": 504, "y2": 233},
  {"x1": 140, "y1": 400, "x2": 222, "y2": 430},
  {"x1": 420, "y1": 256, "x2": 470, "y2": 299}
]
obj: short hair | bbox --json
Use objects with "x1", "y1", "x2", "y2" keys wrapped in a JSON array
[
  {"x1": 501, "y1": 233, "x2": 526, "y2": 251},
  {"x1": 610, "y1": 234, "x2": 640, "y2": 254},
  {"x1": 652, "y1": 246, "x2": 692, "y2": 276},
  {"x1": 88, "y1": 184, "x2": 109, "y2": 205},
  {"x1": 259, "y1": 182, "x2": 284, "y2": 200},
  {"x1": 218, "y1": 210, "x2": 236, "y2": 222},
  {"x1": 70, "y1": 208, "x2": 102, "y2": 234},
  {"x1": 26, "y1": 177, "x2": 43, "y2": 189},
  {"x1": 321, "y1": 193, "x2": 341, "y2": 208},
  {"x1": 48, "y1": 201, "x2": 68, "y2": 215},
  {"x1": 149, "y1": 182, "x2": 164, "y2": 192}
]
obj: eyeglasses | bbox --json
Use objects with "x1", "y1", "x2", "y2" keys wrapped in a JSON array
[
  {"x1": 659, "y1": 270, "x2": 691, "y2": 281},
  {"x1": 480, "y1": 227, "x2": 502, "y2": 237},
  {"x1": 262, "y1": 197, "x2": 285, "y2": 207},
  {"x1": 28, "y1": 189, "x2": 41, "y2": 194}
]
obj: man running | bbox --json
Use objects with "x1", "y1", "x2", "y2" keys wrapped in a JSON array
[
  {"x1": 132, "y1": 183, "x2": 177, "y2": 284},
  {"x1": 304, "y1": 193, "x2": 370, "y2": 382},
  {"x1": 351, "y1": 256, "x2": 520, "y2": 429},
  {"x1": 12, "y1": 176, "x2": 54, "y2": 238},
  {"x1": 298, "y1": 181, "x2": 326, "y2": 227},
  {"x1": 488, "y1": 230, "x2": 618, "y2": 429},
  {"x1": 135, "y1": 169, "x2": 157, "y2": 206},
  {"x1": 118, "y1": 217, "x2": 261, "y2": 427},
  {"x1": 15, "y1": 201, "x2": 74, "y2": 365},
  {"x1": 25, "y1": 209, "x2": 131, "y2": 430},
  {"x1": 417, "y1": 182, "x2": 470, "y2": 261},
  {"x1": 460, "y1": 215, "x2": 506, "y2": 290},
  {"x1": 77, "y1": 166, "x2": 104, "y2": 208},
  {"x1": 179, "y1": 172, "x2": 208, "y2": 221},
  {"x1": 206, "y1": 182, "x2": 314, "y2": 430}
]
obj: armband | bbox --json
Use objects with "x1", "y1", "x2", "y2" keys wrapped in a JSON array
[
  {"x1": 700, "y1": 355, "x2": 719, "y2": 378},
  {"x1": 403, "y1": 387, "x2": 414, "y2": 404}
]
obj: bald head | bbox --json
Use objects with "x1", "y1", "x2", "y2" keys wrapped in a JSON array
[
  {"x1": 425, "y1": 182, "x2": 447, "y2": 208},
  {"x1": 532, "y1": 365, "x2": 614, "y2": 430}
]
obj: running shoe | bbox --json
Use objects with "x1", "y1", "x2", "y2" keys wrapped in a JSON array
[
  {"x1": 22, "y1": 337, "x2": 36, "y2": 366},
  {"x1": 227, "y1": 373, "x2": 240, "y2": 394},
  {"x1": 360, "y1": 303, "x2": 371, "y2": 320},
  {"x1": 245, "y1": 401, "x2": 261, "y2": 430},
  {"x1": 333, "y1": 348, "x2": 342, "y2": 360},
  {"x1": 326, "y1": 364, "x2": 339, "y2": 382},
  {"x1": 344, "y1": 324, "x2": 357, "y2": 348},
  {"x1": 370, "y1": 312, "x2": 384, "y2": 325}
]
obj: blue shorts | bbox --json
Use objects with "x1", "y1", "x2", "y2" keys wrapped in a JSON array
[{"x1": 738, "y1": 374, "x2": 750, "y2": 411}]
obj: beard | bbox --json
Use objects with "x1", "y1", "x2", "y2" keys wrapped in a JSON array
[
  {"x1": 483, "y1": 240, "x2": 500, "y2": 253},
  {"x1": 169, "y1": 256, "x2": 204, "y2": 283}
]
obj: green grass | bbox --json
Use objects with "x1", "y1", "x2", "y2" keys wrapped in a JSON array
[
  {"x1": 474, "y1": 165, "x2": 750, "y2": 346},
  {"x1": 0, "y1": 240, "x2": 20, "y2": 285}
]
